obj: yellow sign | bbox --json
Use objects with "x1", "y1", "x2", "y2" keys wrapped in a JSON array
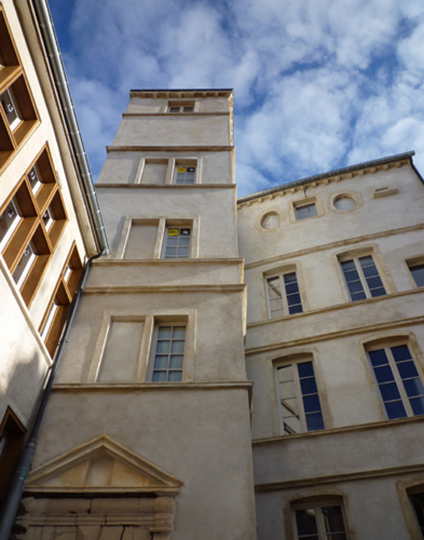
[
  {"x1": 168, "y1": 229, "x2": 179, "y2": 236},
  {"x1": 177, "y1": 167, "x2": 186, "y2": 173}
]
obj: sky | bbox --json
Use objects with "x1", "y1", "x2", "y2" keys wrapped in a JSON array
[{"x1": 48, "y1": 0, "x2": 424, "y2": 197}]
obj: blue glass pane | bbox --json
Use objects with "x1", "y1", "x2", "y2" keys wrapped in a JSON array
[
  {"x1": 154, "y1": 355, "x2": 168, "y2": 369},
  {"x1": 397, "y1": 361, "x2": 419, "y2": 380},
  {"x1": 171, "y1": 341, "x2": 184, "y2": 354},
  {"x1": 385, "y1": 400, "x2": 407, "y2": 419},
  {"x1": 367, "y1": 277, "x2": 384, "y2": 289},
  {"x1": 165, "y1": 247, "x2": 177, "y2": 257},
  {"x1": 158, "y1": 327, "x2": 171, "y2": 338},
  {"x1": 341, "y1": 260, "x2": 356, "y2": 271},
  {"x1": 170, "y1": 355, "x2": 184, "y2": 369},
  {"x1": 343, "y1": 269, "x2": 360, "y2": 281},
  {"x1": 359, "y1": 256, "x2": 374, "y2": 267},
  {"x1": 156, "y1": 341, "x2": 170, "y2": 354},
  {"x1": 362, "y1": 265, "x2": 379, "y2": 278},
  {"x1": 298, "y1": 362, "x2": 314, "y2": 378},
  {"x1": 302, "y1": 394, "x2": 321, "y2": 413},
  {"x1": 166, "y1": 237, "x2": 178, "y2": 246},
  {"x1": 179, "y1": 237, "x2": 190, "y2": 246},
  {"x1": 287, "y1": 293, "x2": 301, "y2": 305},
  {"x1": 370, "y1": 287, "x2": 386, "y2": 297},
  {"x1": 379, "y1": 382, "x2": 401, "y2": 401},
  {"x1": 152, "y1": 371, "x2": 167, "y2": 382},
  {"x1": 374, "y1": 365, "x2": 395, "y2": 383},
  {"x1": 368, "y1": 349, "x2": 388, "y2": 367},
  {"x1": 300, "y1": 377, "x2": 318, "y2": 395},
  {"x1": 177, "y1": 247, "x2": 189, "y2": 257},
  {"x1": 411, "y1": 265, "x2": 424, "y2": 287},
  {"x1": 392, "y1": 345, "x2": 412, "y2": 362},
  {"x1": 289, "y1": 304, "x2": 303, "y2": 314},
  {"x1": 305, "y1": 412, "x2": 325, "y2": 431},
  {"x1": 285, "y1": 282, "x2": 299, "y2": 294},
  {"x1": 410, "y1": 397, "x2": 424, "y2": 415},
  {"x1": 168, "y1": 371, "x2": 183, "y2": 382},
  {"x1": 347, "y1": 280, "x2": 364, "y2": 293},
  {"x1": 173, "y1": 327, "x2": 186, "y2": 339},
  {"x1": 403, "y1": 378, "x2": 424, "y2": 397},
  {"x1": 284, "y1": 273, "x2": 297, "y2": 284},
  {"x1": 351, "y1": 292, "x2": 367, "y2": 301}
]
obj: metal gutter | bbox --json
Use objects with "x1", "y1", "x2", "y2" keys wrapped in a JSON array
[
  {"x1": 31, "y1": 0, "x2": 110, "y2": 255},
  {"x1": 238, "y1": 151, "x2": 416, "y2": 204}
]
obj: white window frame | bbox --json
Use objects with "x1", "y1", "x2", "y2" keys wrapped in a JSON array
[
  {"x1": 148, "y1": 324, "x2": 187, "y2": 382},
  {"x1": 28, "y1": 165, "x2": 42, "y2": 194},
  {"x1": 162, "y1": 226, "x2": 192, "y2": 259},
  {"x1": 265, "y1": 270, "x2": 303, "y2": 319},
  {"x1": 366, "y1": 342, "x2": 424, "y2": 420},
  {"x1": 173, "y1": 162, "x2": 197, "y2": 185},
  {"x1": 339, "y1": 253, "x2": 386, "y2": 302},
  {"x1": 293, "y1": 198, "x2": 319, "y2": 221},
  {"x1": 167, "y1": 101, "x2": 195, "y2": 113},
  {"x1": 1, "y1": 86, "x2": 22, "y2": 130},
  {"x1": 292, "y1": 499, "x2": 349, "y2": 540},
  {"x1": 0, "y1": 198, "x2": 22, "y2": 249},
  {"x1": 12, "y1": 241, "x2": 36, "y2": 288},
  {"x1": 274, "y1": 358, "x2": 324, "y2": 435}
]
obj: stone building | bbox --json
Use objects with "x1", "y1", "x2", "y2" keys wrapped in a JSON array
[
  {"x1": 1, "y1": 11, "x2": 424, "y2": 537},
  {"x1": 0, "y1": 0, "x2": 107, "y2": 518}
]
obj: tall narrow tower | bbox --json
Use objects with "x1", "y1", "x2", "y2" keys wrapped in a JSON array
[{"x1": 19, "y1": 90, "x2": 257, "y2": 540}]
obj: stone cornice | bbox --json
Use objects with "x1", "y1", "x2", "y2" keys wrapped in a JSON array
[{"x1": 106, "y1": 145, "x2": 234, "y2": 153}]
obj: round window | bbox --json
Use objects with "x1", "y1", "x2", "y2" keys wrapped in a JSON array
[
  {"x1": 261, "y1": 212, "x2": 280, "y2": 230},
  {"x1": 334, "y1": 196, "x2": 356, "y2": 211}
]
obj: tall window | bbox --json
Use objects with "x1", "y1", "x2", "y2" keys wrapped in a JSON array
[
  {"x1": 293, "y1": 500, "x2": 348, "y2": 540},
  {"x1": 409, "y1": 491, "x2": 424, "y2": 538},
  {"x1": 367, "y1": 343, "x2": 424, "y2": 420},
  {"x1": 340, "y1": 255, "x2": 386, "y2": 302},
  {"x1": 0, "y1": 408, "x2": 25, "y2": 504},
  {"x1": 266, "y1": 271, "x2": 303, "y2": 318},
  {"x1": 150, "y1": 326, "x2": 186, "y2": 382},
  {"x1": 408, "y1": 262, "x2": 424, "y2": 288},
  {"x1": 275, "y1": 359, "x2": 324, "y2": 434},
  {"x1": 163, "y1": 227, "x2": 191, "y2": 259}
]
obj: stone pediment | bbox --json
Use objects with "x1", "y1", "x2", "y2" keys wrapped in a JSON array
[{"x1": 26, "y1": 435, "x2": 183, "y2": 495}]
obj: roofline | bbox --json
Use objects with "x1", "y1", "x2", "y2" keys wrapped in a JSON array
[
  {"x1": 129, "y1": 89, "x2": 233, "y2": 99},
  {"x1": 130, "y1": 88, "x2": 233, "y2": 92},
  {"x1": 32, "y1": 0, "x2": 110, "y2": 255},
  {"x1": 237, "y1": 151, "x2": 416, "y2": 204}
]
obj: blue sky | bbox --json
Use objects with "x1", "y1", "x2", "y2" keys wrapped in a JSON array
[{"x1": 49, "y1": 0, "x2": 424, "y2": 196}]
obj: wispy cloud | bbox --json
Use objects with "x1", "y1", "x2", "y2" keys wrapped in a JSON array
[{"x1": 50, "y1": 0, "x2": 424, "y2": 196}]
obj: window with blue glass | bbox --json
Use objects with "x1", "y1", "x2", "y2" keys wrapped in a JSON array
[
  {"x1": 340, "y1": 254, "x2": 386, "y2": 302},
  {"x1": 266, "y1": 271, "x2": 303, "y2": 318},
  {"x1": 275, "y1": 360, "x2": 325, "y2": 434},
  {"x1": 367, "y1": 344, "x2": 424, "y2": 420},
  {"x1": 150, "y1": 325, "x2": 186, "y2": 382}
]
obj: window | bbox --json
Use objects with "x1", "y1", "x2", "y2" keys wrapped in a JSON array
[
  {"x1": 0, "y1": 86, "x2": 21, "y2": 130},
  {"x1": 150, "y1": 325, "x2": 186, "y2": 382},
  {"x1": 367, "y1": 343, "x2": 424, "y2": 420},
  {"x1": 167, "y1": 101, "x2": 195, "y2": 113},
  {"x1": 39, "y1": 244, "x2": 82, "y2": 356},
  {"x1": 410, "y1": 491, "x2": 424, "y2": 538},
  {"x1": 339, "y1": 255, "x2": 386, "y2": 302},
  {"x1": 266, "y1": 271, "x2": 303, "y2": 318},
  {"x1": 174, "y1": 165, "x2": 196, "y2": 185},
  {"x1": 163, "y1": 227, "x2": 191, "y2": 259},
  {"x1": 294, "y1": 200, "x2": 318, "y2": 220},
  {"x1": 409, "y1": 262, "x2": 424, "y2": 288},
  {"x1": 0, "y1": 148, "x2": 67, "y2": 306},
  {"x1": 275, "y1": 359, "x2": 324, "y2": 434},
  {"x1": 293, "y1": 500, "x2": 348, "y2": 540},
  {"x1": 333, "y1": 195, "x2": 356, "y2": 211},
  {"x1": 0, "y1": 408, "x2": 25, "y2": 504}
]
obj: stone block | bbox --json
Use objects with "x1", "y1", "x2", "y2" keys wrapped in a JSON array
[
  {"x1": 98, "y1": 527, "x2": 124, "y2": 540},
  {"x1": 77, "y1": 526, "x2": 101, "y2": 540}
]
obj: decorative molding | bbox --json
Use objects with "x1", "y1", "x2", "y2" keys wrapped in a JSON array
[
  {"x1": 53, "y1": 381, "x2": 254, "y2": 392},
  {"x1": 96, "y1": 183, "x2": 236, "y2": 189},
  {"x1": 83, "y1": 284, "x2": 247, "y2": 295},
  {"x1": 106, "y1": 146, "x2": 234, "y2": 153}
]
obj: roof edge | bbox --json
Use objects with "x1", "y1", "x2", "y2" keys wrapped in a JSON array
[
  {"x1": 237, "y1": 151, "x2": 416, "y2": 204},
  {"x1": 130, "y1": 89, "x2": 233, "y2": 98}
]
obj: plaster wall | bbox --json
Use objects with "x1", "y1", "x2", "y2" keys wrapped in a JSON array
[
  {"x1": 97, "y1": 150, "x2": 234, "y2": 185},
  {"x1": 96, "y1": 186, "x2": 238, "y2": 258},
  {"x1": 237, "y1": 165, "x2": 424, "y2": 266},
  {"x1": 32, "y1": 388, "x2": 257, "y2": 540},
  {"x1": 113, "y1": 115, "x2": 231, "y2": 147}
]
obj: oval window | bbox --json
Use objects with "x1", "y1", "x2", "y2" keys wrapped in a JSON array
[
  {"x1": 261, "y1": 212, "x2": 280, "y2": 230},
  {"x1": 334, "y1": 196, "x2": 356, "y2": 211}
]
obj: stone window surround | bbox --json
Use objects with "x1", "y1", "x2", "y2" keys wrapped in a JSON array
[
  {"x1": 87, "y1": 310, "x2": 196, "y2": 384},
  {"x1": 116, "y1": 215, "x2": 200, "y2": 260},
  {"x1": 134, "y1": 156, "x2": 203, "y2": 185}
]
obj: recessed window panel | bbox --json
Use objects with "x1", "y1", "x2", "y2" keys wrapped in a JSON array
[
  {"x1": 334, "y1": 196, "x2": 356, "y2": 211},
  {"x1": 294, "y1": 202, "x2": 318, "y2": 221}
]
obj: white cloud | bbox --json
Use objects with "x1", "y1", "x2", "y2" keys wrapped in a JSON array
[{"x1": 50, "y1": 0, "x2": 424, "y2": 191}]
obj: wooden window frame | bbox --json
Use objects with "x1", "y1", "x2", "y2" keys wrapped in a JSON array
[
  {"x1": 265, "y1": 270, "x2": 303, "y2": 319},
  {"x1": 292, "y1": 497, "x2": 349, "y2": 540},
  {"x1": 0, "y1": 146, "x2": 67, "y2": 306},
  {"x1": 0, "y1": 7, "x2": 38, "y2": 172},
  {"x1": 339, "y1": 253, "x2": 387, "y2": 302},
  {"x1": 39, "y1": 243, "x2": 83, "y2": 357}
]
